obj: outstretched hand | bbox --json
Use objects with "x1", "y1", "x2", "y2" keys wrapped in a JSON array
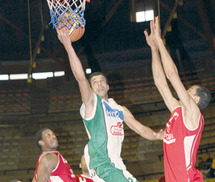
[
  {"x1": 153, "y1": 129, "x2": 164, "y2": 140},
  {"x1": 151, "y1": 16, "x2": 162, "y2": 42},
  {"x1": 57, "y1": 28, "x2": 72, "y2": 49},
  {"x1": 144, "y1": 16, "x2": 161, "y2": 49},
  {"x1": 144, "y1": 28, "x2": 157, "y2": 50}
]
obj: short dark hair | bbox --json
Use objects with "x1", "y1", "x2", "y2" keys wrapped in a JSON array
[
  {"x1": 196, "y1": 85, "x2": 211, "y2": 110},
  {"x1": 88, "y1": 72, "x2": 108, "y2": 85},
  {"x1": 35, "y1": 128, "x2": 48, "y2": 151}
]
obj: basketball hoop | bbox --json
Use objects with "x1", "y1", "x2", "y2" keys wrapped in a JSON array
[{"x1": 46, "y1": 0, "x2": 90, "y2": 42}]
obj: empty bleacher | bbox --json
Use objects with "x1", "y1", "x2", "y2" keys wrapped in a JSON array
[{"x1": 0, "y1": 88, "x2": 30, "y2": 115}]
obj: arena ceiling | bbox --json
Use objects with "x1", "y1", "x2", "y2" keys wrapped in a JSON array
[{"x1": 0, "y1": 0, "x2": 214, "y2": 74}]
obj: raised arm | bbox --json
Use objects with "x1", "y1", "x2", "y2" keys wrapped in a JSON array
[
  {"x1": 144, "y1": 19, "x2": 179, "y2": 112},
  {"x1": 123, "y1": 106, "x2": 163, "y2": 140},
  {"x1": 57, "y1": 29, "x2": 95, "y2": 110},
  {"x1": 36, "y1": 153, "x2": 58, "y2": 182},
  {"x1": 150, "y1": 17, "x2": 201, "y2": 129},
  {"x1": 152, "y1": 17, "x2": 199, "y2": 113}
]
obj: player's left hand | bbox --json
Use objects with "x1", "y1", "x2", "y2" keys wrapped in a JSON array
[
  {"x1": 144, "y1": 28, "x2": 157, "y2": 51},
  {"x1": 153, "y1": 129, "x2": 164, "y2": 140}
]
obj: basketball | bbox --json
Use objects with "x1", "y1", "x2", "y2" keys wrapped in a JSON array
[
  {"x1": 56, "y1": 10, "x2": 85, "y2": 42},
  {"x1": 69, "y1": 27, "x2": 85, "y2": 42}
]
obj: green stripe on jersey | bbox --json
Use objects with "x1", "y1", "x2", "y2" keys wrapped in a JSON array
[{"x1": 83, "y1": 95, "x2": 110, "y2": 169}]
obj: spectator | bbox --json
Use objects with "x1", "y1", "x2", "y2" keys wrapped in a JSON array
[
  {"x1": 197, "y1": 157, "x2": 206, "y2": 170},
  {"x1": 209, "y1": 154, "x2": 215, "y2": 178},
  {"x1": 205, "y1": 153, "x2": 213, "y2": 170}
]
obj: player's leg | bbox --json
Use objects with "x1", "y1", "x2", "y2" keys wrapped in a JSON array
[
  {"x1": 122, "y1": 169, "x2": 138, "y2": 182},
  {"x1": 93, "y1": 162, "x2": 138, "y2": 182}
]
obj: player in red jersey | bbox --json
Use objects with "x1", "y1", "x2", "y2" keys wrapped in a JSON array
[
  {"x1": 76, "y1": 155, "x2": 94, "y2": 182},
  {"x1": 145, "y1": 17, "x2": 211, "y2": 182},
  {"x1": 32, "y1": 128, "x2": 76, "y2": 182}
]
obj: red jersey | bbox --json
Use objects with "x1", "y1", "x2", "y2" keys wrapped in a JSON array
[
  {"x1": 34, "y1": 151, "x2": 76, "y2": 182},
  {"x1": 75, "y1": 174, "x2": 94, "y2": 182},
  {"x1": 163, "y1": 107, "x2": 204, "y2": 182}
]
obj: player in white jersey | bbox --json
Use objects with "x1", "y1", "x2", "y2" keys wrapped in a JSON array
[{"x1": 57, "y1": 28, "x2": 164, "y2": 182}]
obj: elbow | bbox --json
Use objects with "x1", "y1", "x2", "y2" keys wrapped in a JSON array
[
  {"x1": 154, "y1": 78, "x2": 166, "y2": 89},
  {"x1": 166, "y1": 70, "x2": 178, "y2": 81},
  {"x1": 165, "y1": 65, "x2": 178, "y2": 81},
  {"x1": 76, "y1": 73, "x2": 87, "y2": 82}
]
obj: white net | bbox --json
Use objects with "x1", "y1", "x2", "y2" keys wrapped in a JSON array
[{"x1": 46, "y1": 0, "x2": 86, "y2": 32}]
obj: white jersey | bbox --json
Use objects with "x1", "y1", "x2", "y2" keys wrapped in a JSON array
[
  {"x1": 80, "y1": 93, "x2": 125, "y2": 170},
  {"x1": 80, "y1": 94, "x2": 137, "y2": 182}
]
